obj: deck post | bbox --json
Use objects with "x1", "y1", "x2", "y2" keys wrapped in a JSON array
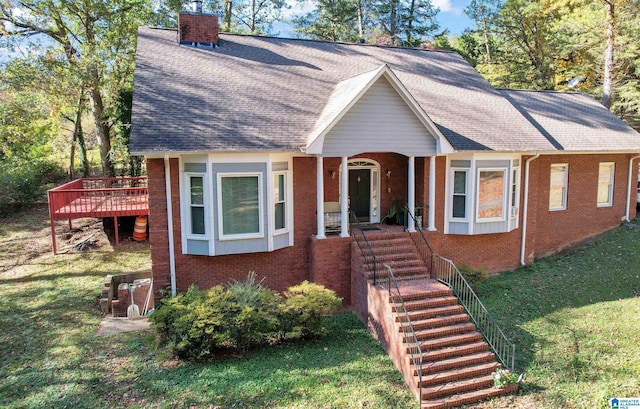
[
  {"x1": 49, "y1": 194, "x2": 58, "y2": 255},
  {"x1": 68, "y1": 219, "x2": 72, "y2": 229},
  {"x1": 114, "y1": 216, "x2": 119, "y2": 246}
]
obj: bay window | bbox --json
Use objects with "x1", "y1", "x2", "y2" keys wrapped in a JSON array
[
  {"x1": 476, "y1": 169, "x2": 507, "y2": 222},
  {"x1": 217, "y1": 173, "x2": 263, "y2": 239}
]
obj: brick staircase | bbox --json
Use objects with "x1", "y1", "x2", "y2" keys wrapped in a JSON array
[{"x1": 353, "y1": 231, "x2": 517, "y2": 409}]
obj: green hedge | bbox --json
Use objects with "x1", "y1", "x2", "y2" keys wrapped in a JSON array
[{"x1": 150, "y1": 273, "x2": 342, "y2": 360}]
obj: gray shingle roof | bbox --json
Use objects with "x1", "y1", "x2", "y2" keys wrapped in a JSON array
[
  {"x1": 502, "y1": 90, "x2": 640, "y2": 151},
  {"x1": 130, "y1": 27, "x2": 640, "y2": 155}
]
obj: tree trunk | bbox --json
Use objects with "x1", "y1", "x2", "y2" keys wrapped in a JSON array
[
  {"x1": 225, "y1": 0, "x2": 233, "y2": 31},
  {"x1": 602, "y1": 0, "x2": 615, "y2": 109},
  {"x1": 357, "y1": 0, "x2": 364, "y2": 41},
  {"x1": 77, "y1": 118, "x2": 90, "y2": 177},
  {"x1": 90, "y1": 81, "x2": 113, "y2": 177},
  {"x1": 390, "y1": 0, "x2": 397, "y2": 45}
]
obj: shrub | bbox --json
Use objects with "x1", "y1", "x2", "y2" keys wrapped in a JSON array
[
  {"x1": 0, "y1": 158, "x2": 66, "y2": 214},
  {"x1": 280, "y1": 281, "x2": 342, "y2": 338},
  {"x1": 151, "y1": 275, "x2": 343, "y2": 360},
  {"x1": 457, "y1": 263, "x2": 486, "y2": 287}
]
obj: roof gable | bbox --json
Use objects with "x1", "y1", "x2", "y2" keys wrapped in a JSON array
[{"x1": 305, "y1": 64, "x2": 454, "y2": 155}]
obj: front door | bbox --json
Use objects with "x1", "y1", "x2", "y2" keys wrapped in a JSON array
[{"x1": 349, "y1": 169, "x2": 371, "y2": 222}]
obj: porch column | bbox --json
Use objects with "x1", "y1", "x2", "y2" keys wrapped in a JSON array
[
  {"x1": 316, "y1": 155, "x2": 326, "y2": 239},
  {"x1": 407, "y1": 156, "x2": 416, "y2": 232},
  {"x1": 428, "y1": 155, "x2": 436, "y2": 231},
  {"x1": 340, "y1": 156, "x2": 349, "y2": 237}
]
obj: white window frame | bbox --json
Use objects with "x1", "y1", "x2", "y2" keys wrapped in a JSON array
[
  {"x1": 184, "y1": 172, "x2": 208, "y2": 239},
  {"x1": 597, "y1": 162, "x2": 615, "y2": 207},
  {"x1": 216, "y1": 172, "x2": 264, "y2": 241},
  {"x1": 510, "y1": 167, "x2": 520, "y2": 218},
  {"x1": 449, "y1": 168, "x2": 469, "y2": 221},
  {"x1": 549, "y1": 163, "x2": 569, "y2": 211},
  {"x1": 476, "y1": 167, "x2": 508, "y2": 223},
  {"x1": 273, "y1": 171, "x2": 288, "y2": 234}
]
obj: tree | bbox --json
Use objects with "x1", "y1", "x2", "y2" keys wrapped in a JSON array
[
  {"x1": 464, "y1": 0, "x2": 501, "y2": 62},
  {"x1": 292, "y1": 0, "x2": 360, "y2": 42},
  {"x1": 0, "y1": 0, "x2": 154, "y2": 177},
  {"x1": 370, "y1": 0, "x2": 439, "y2": 46}
]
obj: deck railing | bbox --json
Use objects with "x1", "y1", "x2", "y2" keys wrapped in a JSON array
[
  {"x1": 48, "y1": 177, "x2": 148, "y2": 216},
  {"x1": 432, "y1": 255, "x2": 516, "y2": 372}
]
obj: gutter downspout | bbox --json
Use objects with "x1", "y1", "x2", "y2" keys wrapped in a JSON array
[
  {"x1": 624, "y1": 155, "x2": 640, "y2": 222},
  {"x1": 521, "y1": 153, "x2": 540, "y2": 266},
  {"x1": 164, "y1": 155, "x2": 177, "y2": 297}
]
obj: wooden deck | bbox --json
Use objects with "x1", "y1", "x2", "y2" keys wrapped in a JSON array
[{"x1": 48, "y1": 177, "x2": 149, "y2": 254}]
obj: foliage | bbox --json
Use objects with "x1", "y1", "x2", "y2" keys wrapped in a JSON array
[
  {"x1": 151, "y1": 274, "x2": 342, "y2": 359},
  {"x1": 0, "y1": 158, "x2": 66, "y2": 214},
  {"x1": 280, "y1": 280, "x2": 343, "y2": 338},
  {"x1": 492, "y1": 368, "x2": 519, "y2": 388},
  {"x1": 381, "y1": 199, "x2": 405, "y2": 225},
  {"x1": 457, "y1": 263, "x2": 486, "y2": 287}
]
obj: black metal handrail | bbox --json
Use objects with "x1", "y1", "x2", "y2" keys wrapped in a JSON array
[
  {"x1": 405, "y1": 208, "x2": 434, "y2": 275},
  {"x1": 349, "y1": 210, "x2": 424, "y2": 404},
  {"x1": 349, "y1": 210, "x2": 381, "y2": 284},
  {"x1": 432, "y1": 255, "x2": 516, "y2": 372}
]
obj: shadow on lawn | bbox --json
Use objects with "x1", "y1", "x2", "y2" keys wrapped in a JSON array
[
  {"x1": 472, "y1": 223, "x2": 640, "y2": 387},
  {"x1": 134, "y1": 313, "x2": 410, "y2": 408}
]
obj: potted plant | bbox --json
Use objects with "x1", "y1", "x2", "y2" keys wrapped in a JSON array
[{"x1": 382, "y1": 199, "x2": 406, "y2": 225}]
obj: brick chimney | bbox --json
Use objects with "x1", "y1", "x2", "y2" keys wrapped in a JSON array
[{"x1": 178, "y1": 1, "x2": 219, "y2": 47}]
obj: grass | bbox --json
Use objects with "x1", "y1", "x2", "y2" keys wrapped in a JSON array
[
  {"x1": 1, "y1": 205, "x2": 639, "y2": 409},
  {"x1": 0, "y1": 205, "x2": 415, "y2": 409}
]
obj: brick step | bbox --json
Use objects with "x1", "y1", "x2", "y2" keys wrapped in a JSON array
[
  {"x1": 398, "y1": 296, "x2": 459, "y2": 312},
  {"x1": 418, "y1": 352, "x2": 496, "y2": 375},
  {"x1": 392, "y1": 289, "x2": 453, "y2": 304},
  {"x1": 365, "y1": 265, "x2": 428, "y2": 278},
  {"x1": 400, "y1": 314, "x2": 470, "y2": 332},
  {"x1": 366, "y1": 237, "x2": 414, "y2": 247},
  {"x1": 396, "y1": 305, "x2": 464, "y2": 321},
  {"x1": 363, "y1": 252, "x2": 421, "y2": 263},
  {"x1": 361, "y1": 246, "x2": 416, "y2": 257},
  {"x1": 361, "y1": 231, "x2": 410, "y2": 240},
  {"x1": 420, "y1": 341, "x2": 489, "y2": 362},
  {"x1": 411, "y1": 322, "x2": 476, "y2": 342},
  {"x1": 417, "y1": 362, "x2": 499, "y2": 387},
  {"x1": 422, "y1": 374, "x2": 495, "y2": 400},
  {"x1": 421, "y1": 383, "x2": 518, "y2": 409},
  {"x1": 419, "y1": 332, "x2": 484, "y2": 351}
]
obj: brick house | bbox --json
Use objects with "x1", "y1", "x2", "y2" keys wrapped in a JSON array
[{"x1": 131, "y1": 9, "x2": 640, "y2": 408}]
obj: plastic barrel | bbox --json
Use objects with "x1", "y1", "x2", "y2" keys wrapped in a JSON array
[{"x1": 133, "y1": 216, "x2": 147, "y2": 241}]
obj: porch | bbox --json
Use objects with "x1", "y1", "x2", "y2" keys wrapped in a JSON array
[{"x1": 47, "y1": 177, "x2": 149, "y2": 254}]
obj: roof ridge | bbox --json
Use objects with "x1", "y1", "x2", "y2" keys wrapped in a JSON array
[
  {"x1": 499, "y1": 88, "x2": 585, "y2": 96},
  {"x1": 141, "y1": 26, "x2": 458, "y2": 54}
]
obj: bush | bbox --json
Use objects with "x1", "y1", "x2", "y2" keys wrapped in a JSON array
[
  {"x1": 150, "y1": 274, "x2": 342, "y2": 360},
  {"x1": 0, "y1": 158, "x2": 66, "y2": 214},
  {"x1": 457, "y1": 264, "x2": 486, "y2": 287},
  {"x1": 280, "y1": 281, "x2": 343, "y2": 338}
]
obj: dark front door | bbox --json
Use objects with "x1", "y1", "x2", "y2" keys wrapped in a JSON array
[{"x1": 349, "y1": 169, "x2": 371, "y2": 222}]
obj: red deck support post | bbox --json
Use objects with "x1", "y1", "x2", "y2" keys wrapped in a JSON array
[
  {"x1": 114, "y1": 216, "x2": 119, "y2": 246},
  {"x1": 48, "y1": 191, "x2": 58, "y2": 255}
]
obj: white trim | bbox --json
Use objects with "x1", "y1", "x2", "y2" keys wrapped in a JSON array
[
  {"x1": 340, "y1": 156, "x2": 349, "y2": 237},
  {"x1": 316, "y1": 156, "x2": 326, "y2": 239},
  {"x1": 266, "y1": 160, "x2": 274, "y2": 251},
  {"x1": 510, "y1": 165, "x2": 520, "y2": 219},
  {"x1": 448, "y1": 168, "x2": 469, "y2": 222},
  {"x1": 273, "y1": 171, "x2": 289, "y2": 234},
  {"x1": 216, "y1": 172, "x2": 265, "y2": 241},
  {"x1": 428, "y1": 155, "x2": 436, "y2": 231},
  {"x1": 597, "y1": 162, "x2": 615, "y2": 207},
  {"x1": 183, "y1": 172, "x2": 209, "y2": 239},
  {"x1": 407, "y1": 156, "x2": 416, "y2": 232},
  {"x1": 549, "y1": 163, "x2": 569, "y2": 211},
  {"x1": 164, "y1": 155, "x2": 177, "y2": 297},
  {"x1": 340, "y1": 158, "x2": 381, "y2": 224},
  {"x1": 625, "y1": 156, "x2": 640, "y2": 221},
  {"x1": 521, "y1": 153, "x2": 540, "y2": 266},
  {"x1": 475, "y1": 168, "x2": 508, "y2": 223}
]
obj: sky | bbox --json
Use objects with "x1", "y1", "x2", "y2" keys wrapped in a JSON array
[{"x1": 275, "y1": 0, "x2": 475, "y2": 38}]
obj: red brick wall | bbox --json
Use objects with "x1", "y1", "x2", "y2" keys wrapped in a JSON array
[
  {"x1": 178, "y1": 13, "x2": 219, "y2": 45},
  {"x1": 148, "y1": 157, "x2": 321, "y2": 296},
  {"x1": 148, "y1": 153, "x2": 637, "y2": 301},
  {"x1": 310, "y1": 236, "x2": 352, "y2": 304}
]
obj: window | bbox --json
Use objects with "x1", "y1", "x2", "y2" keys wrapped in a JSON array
[
  {"x1": 477, "y1": 169, "x2": 506, "y2": 222},
  {"x1": 452, "y1": 170, "x2": 467, "y2": 219},
  {"x1": 511, "y1": 168, "x2": 519, "y2": 217},
  {"x1": 218, "y1": 173, "x2": 263, "y2": 239},
  {"x1": 549, "y1": 164, "x2": 569, "y2": 211},
  {"x1": 188, "y1": 175, "x2": 205, "y2": 235},
  {"x1": 597, "y1": 162, "x2": 615, "y2": 207},
  {"x1": 274, "y1": 173, "x2": 286, "y2": 231}
]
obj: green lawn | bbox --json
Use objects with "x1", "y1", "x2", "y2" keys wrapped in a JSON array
[{"x1": 1, "y1": 205, "x2": 639, "y2": 408}]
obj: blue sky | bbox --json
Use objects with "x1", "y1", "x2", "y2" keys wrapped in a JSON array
[{"x1": 275, "y1": 0, "x2": 475, "y2": 38}]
